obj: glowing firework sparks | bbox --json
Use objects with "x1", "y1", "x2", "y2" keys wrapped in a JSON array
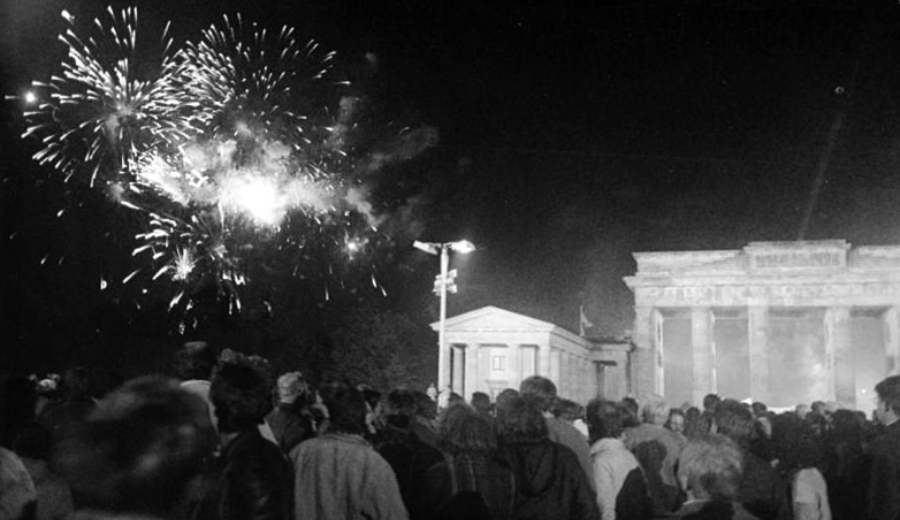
[{"x1": 18, "y1": 7, "x2": 430, "y2": 330}]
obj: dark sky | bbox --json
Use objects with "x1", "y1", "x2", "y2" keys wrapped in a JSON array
[{"x1": 4, "y1": 1, "x2": 900, "y2": 373}]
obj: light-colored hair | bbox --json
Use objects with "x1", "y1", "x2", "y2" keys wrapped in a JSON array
[
  {"x1": 641, "y1": 395, "x2": 671, "y2": 425},
  {"x1": 678, "y1": 434, "x2": 744, "y2": 500}
]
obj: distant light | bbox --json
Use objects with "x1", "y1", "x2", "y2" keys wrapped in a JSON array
[
  {"x1": 24, "y1": 91, "x2": 37, "y2": 104},
  {"x1": 451, "y1": 240, "x2": 476, "y2": 254}
]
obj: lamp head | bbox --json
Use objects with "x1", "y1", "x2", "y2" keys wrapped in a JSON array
[
  {"x1": 413, "y1": 240, "x2": 440, "y2": 255},
  {"x1": 450, "y1": 240, "x2": 476, "y2": 254}
]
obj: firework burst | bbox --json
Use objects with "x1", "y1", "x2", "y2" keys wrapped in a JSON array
[{"x1": 15, "y1": 7, "x2": 410, "y2": 331}]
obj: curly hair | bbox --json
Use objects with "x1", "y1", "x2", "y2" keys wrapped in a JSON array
[
  {"x1": 678, "y1": 434, "x2": 744, "y2": 501},
  {"x1": 210, "y1": 362, "x2": 272, "y2": 433}
]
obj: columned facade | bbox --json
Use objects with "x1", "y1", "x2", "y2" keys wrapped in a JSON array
[
  {"x1": 624, "y1": 240, "x2": 900, "y2": 411},
  {"x1": 432, "y1": 306, "x2": 633, "y2": 403}
]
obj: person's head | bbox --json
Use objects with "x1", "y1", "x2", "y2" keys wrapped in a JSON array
[
  {"x1": 875, "y1": 375, "x2": 900, "y2": 426},
  {"x1": 438, "y1": 403, "x2": 496, "y2": 455},
  {"x1": 586, "y1": 398, "x2": 627, "y2": 443},
  {"x1": 61, "y1": 366, "x2": 94, "y2": 402},
  {"x1": 553, "y1": 398, "x2": 584, "y2": 423},
  {"x1": 383, "y1": 388, "x2": 417, "y2": 419},
  {"x1": 713, "y1": 398, "x2": 756, "y2": 446},
  {"x1": 678, "y1": 434, "x2": 744, "y2": 501},
  {"x1": 519, "y1": 376, "x2": 557, "y2": 413},
  {"x1": 702, "y1": 393, "x2": 721, "y2": 412},
  {"x1": 494, "y1": 388, "x2": 519, "y2": 420},
  {"x1": 470, "y1": 392, "x2": 492, "y2": 415},
  {"x1": 54, "y1": 376, "x2": 215, "y2": 518},
  {"x1": 276, "y1": 371, "x2": 307, "y2": 405},
  {"x1": 811, "y1": 400, "x2": 827, "y2": 415},
  {"x1": 172, "y1": 341, "x2": 217, "y2": 381},
  {"x1": 751, "y1": 401, "x2": 768, "y2": 418},
  {"x1": 641, "y1": 395, "x2": 671, "y2": 426},
  {"x1": 319, "y1": 383, "x2": 367, "y2": 435},
  {"x1": 413, "y1": 390, "x2": 438, "y2": 421},
  {"x1": 772, "y1": 414, "x2": 822, "y2": 471},
  {"x1": 667, "y1": 408, "x2": 686, "y2": 435},
  {"x1": 621, "y1": 397, "x2": 640, "y2": 427},
  {"x1": 210, "y1": 362, "x2": 272, "y2": 433},
  {"x1": 497, "y1": 395, "x2": 548, "y2": 444}
]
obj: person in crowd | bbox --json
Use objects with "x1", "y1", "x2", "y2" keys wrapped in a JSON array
[
  {"x1": 623, "y1": 395, "x2": 685, "y2": 515},
  {"x1": 411, "y1": 390, "x2": 440, "y2": 449},
  {"x1": 752, "y1": 402, "x2": 773, "y2": 439},
  {"x1": 586, "y1": 398, "x2": 652, "y2": 520},
  {"x1": 796, "y1": 404, "x2": 811, "y2": 421},
  {"x1": 666, "y1": 408, "x2": 688, "y2": 441},
  {"x1": 374, "y1": 388, "x2": 444, "y2": 520},
  {"x1": 867, "y1": 375, "x2": 900, "y2": 520},
  {"x1": 495, "y1": 389, "x2": 520, "y2": 421},
  {"x1": 1, "y1": 444, "x2": 36, "y2": 520},
  {"x1": 13, "y1": 423, "x2": 73, "y2": 520},
  {"x1": 173, "y1": 340, "x2": 219, "y2": 430},
  {"x1": 713, "y1": 399, "x2": 789, "y2": 520},
  {"x1": 825, "y1": 409, "x2": 869, "y2": 520},
  {"x1": 621, "y1": 397, "x2": 641, "y2": 428},
  {"x1": 496, "y1": 395, "x2": 600, "y2": 520},
  {"x1": 684, "y1": 407, "x2": 705, "y2": 439},
  {"x1": 290, "y1": 383, "x2": 408, "y2": 520},
  {"x1": 674, "y1": 434, "x2": 760, "y2": 520},
  {"x1": 554, "y1": 398, "x2": 588, "y2": 438},
  {"x1": 771, "y1": 415, "x2": 831, "y2": 520},
  {"x1": 195, "y1": 361, "x2": 293, "y2": 520},
  {"x1": 37, "y1": 367, "x2": 95, "y2": 444},
  {"x1": 419, "y1": 403, "x2": 517, "y2": 520},
  {"x1": 698, "y1": 393, "x2": 721, "y2": 434},
  {"x1": 53, "y1": 376, "x2": 215, "y2": 520},
  {"x1": 471, "y1": 391, "x2": 493, "y2": 418},
  {"x1": 265, "y1": 371, "x2": 314, "y2": 454},
  {"x1": 519, "y1": 376, "x2": 593, "y2": 487}
]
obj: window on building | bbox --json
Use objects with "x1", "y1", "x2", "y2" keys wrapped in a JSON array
[{"x1": 491, "y1": 355, "x2": 506, "y2": 372}]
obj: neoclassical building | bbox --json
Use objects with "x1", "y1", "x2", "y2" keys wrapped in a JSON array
[
  {"x1": 432, "y1": 306, "x2": 632, "y2": 404},
  {"x1": 624, "y1": 240, "x2": 900, "y2": 411}
]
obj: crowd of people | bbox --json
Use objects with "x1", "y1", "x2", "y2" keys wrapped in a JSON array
[{"x1": 2, "y1": 340, "x2": 900, "y2": 520}]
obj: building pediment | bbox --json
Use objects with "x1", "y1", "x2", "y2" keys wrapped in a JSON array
[{"x1": 431, "y1": 305, "x2": 557, "y2": 333}]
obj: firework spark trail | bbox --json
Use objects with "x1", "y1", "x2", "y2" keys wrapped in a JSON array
[{"x1": 25, "y1": 7, "x2": 190, "y2": 188}]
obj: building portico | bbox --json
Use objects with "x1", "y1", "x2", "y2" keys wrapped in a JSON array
[
  {"x1": 432, "y1": 306, "x2": 632, "y2": 404},
  {"x1": 625, "y1": 240, "x2": 900, "y2": 410}
]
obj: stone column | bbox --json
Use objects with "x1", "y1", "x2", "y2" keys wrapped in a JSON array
[
  {"x1": 464, "y1": 343, "x2": 480, "y2": 399},
  {"x1": 538, "y1": 338, "x2": 551, "y2": 379},
  {"x1": 654, "y1": 309, "x2": 665, "y2": 396},
  {"x1": 886, "y1": 307, "x2": 900, "y2": 377},
  {"x1": 827, "y1": 307, "x2": 853, "y2": 408},
  {"x1": 632, "y1": 306, "x2": 656, "y2": 400},
  {"x1": 692, "y1": 307, "x2": 714, "y2": 407},
  {"x1": 508, "y1": 344, "x2": 521, "y2": 391},
  {"x1": 748, "y1": 306, "x2": 770, "y2": 404},
  {"x1": 560, "y1": 350, "x2": 571, "y2": 398}
]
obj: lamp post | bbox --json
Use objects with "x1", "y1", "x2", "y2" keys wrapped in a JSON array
[{"x1": 414, "y1": 240, "x2": 475, "y2": 396}]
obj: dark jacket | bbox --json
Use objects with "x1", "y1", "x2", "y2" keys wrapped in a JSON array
[
  {"x1": 867, "y1": 420, "x2": 900, "y2": 520},
  {"x1": 737, "y1": 449, "x2": 790, "y2": 520},
  {"x1": 196, "y1": 430, "x2": 293, "y2": 520},
  {"x1": 419, "y1": 451, "x2": 517, "y2": 520},
  {"x1": 676, "y1": 499, "x2": 761, "y2": 520},
  {"x1": 498, "y1": 439, "x2": 600, "y2": 520},
  {"x1": 265, "y1": 402, "x2": 314, "y2": 454},
  {"x1": 373, "y1": 419, "x2": 444, "y2": 520}
]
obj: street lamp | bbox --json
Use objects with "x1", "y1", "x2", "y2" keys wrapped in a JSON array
[{"x1": 414, "y1": 240, "x2": 475, "y2": 397}]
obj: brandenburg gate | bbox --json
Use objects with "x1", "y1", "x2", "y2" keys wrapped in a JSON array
[{"x1": 624, "y1": 240, "x2": 900, "y2": 411}]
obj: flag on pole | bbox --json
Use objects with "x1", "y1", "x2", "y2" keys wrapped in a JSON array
[{"x1": 579, "y1": 305, "x2": 594, "y2": 337}]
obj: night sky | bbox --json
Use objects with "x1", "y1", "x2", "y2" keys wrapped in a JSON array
[{"x1": 3, "y1": 1, "x2": 900, "y2": 375}]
